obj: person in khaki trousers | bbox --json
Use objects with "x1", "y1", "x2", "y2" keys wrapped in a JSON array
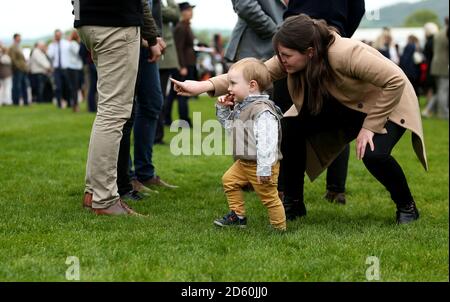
[
  {"x1": 172, "y1": 15, "x2": 427, "y2": 225},
  {"x1": 75, "y1": 0, "x2": 160, "y2": 215}
]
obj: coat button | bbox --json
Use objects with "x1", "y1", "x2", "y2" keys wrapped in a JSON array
[
  {"x1": 357, "y1": 103, "x2": 363, "y2": 109},
  {"x1": 400, "y1": 119, "x2": 405, "y2": 124}
]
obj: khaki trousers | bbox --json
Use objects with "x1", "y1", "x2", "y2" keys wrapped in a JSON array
[
  {"x1": 78, "y1": 26, "x2": 140, "y2": 209},
  {"x1": 222, "y1": 160, "x2": 286, "y2": 230}
]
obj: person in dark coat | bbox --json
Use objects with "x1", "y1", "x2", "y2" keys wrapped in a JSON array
[
  {"x1": 399, "y1": 35, "x2": 421, "y2": 96},
  {"x1": 164, "y1": 2, "x2": 196, "y2": 127}
]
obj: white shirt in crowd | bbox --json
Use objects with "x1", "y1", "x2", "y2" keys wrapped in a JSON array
[
  {"x1": 388, "y1": 46, "x2": 400, "y2": 65},
  {"x1": 0, "y1": 52, "x2": 13, "y2": 105},
  {"x1": 67, "y1": 41, "x2": 83, "y2": 70},
  {"x1": 29, "y1": 48, "x2": 51, "y2": 74},
  {"x1": 47, "y1": 39, "x2": 71, "y2": 69}
]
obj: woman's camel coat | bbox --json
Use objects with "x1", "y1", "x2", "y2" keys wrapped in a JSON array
[{"x1": 209, "y1": 33, "x2": 427, "y2": 180}]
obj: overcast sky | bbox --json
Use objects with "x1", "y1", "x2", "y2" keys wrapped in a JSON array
[{"x1": 0, "y1": 0, "x2": 422, "y2": 42}]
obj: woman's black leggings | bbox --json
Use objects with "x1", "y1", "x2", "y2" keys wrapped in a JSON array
[
  {"x1": 281, "y1": 97, "x2": 414, "y2": 207},
  {"x1": 362, "y1": 121, "x2": 414, "y2": 206}
]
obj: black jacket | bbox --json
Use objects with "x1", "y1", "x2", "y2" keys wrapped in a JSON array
[
  {"x1": 74, "y1": 0, "x2": 143, "y2": 28},
  {"x1": 283, "y1": 0, "x2": 365, "y2": 38}
]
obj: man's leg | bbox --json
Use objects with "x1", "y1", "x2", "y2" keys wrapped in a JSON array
[
  {"x1": 117, "y1": 101, "x2": 136, "y2": 197},
  {"x1": 21, "y1": 72, "x2": 28, "y2": 105},
  {"x1": 12, "y1": 71, "x2": 21, "y2": 106},
  {"x1": 53, "y1": 69, "x2": 63, "y2": 108},
  {"x1": 88, "y1": 63, "x2": 98, "y2": 112},
  {"x1": 155, "y1": 68, "x2": 172, "y2": 143},
  {"x1": 79, "y1": 26, "x2": 140, "y2": 209},
  {"x1": 133, "y1": 48, "x2": 163, "y2": 183},
  {"x1": 437, "y1": 76, "x2": 449, "y2": 120},
  {"x1": 325, "y1": 144, "x2": 350, "y2": 204}
]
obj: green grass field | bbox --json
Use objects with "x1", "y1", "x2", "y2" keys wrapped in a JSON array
[{"x1": 0, "y1": 96, "x2": 448, "y2": 282}]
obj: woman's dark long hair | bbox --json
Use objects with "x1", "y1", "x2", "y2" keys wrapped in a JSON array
[{"x1": 273, "y1": 14, "x2": 337, "y2": 115}]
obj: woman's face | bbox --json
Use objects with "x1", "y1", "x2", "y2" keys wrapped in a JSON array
[{"x1": 277, "y1": 45, "x2": 310, "y2": 74}]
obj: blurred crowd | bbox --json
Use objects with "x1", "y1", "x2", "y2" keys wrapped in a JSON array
[
  {"x1": 0, "y1": 28, "x2": 227, "y2": 118},
  {"x1": 360, "y1": 19, "x2": 449, "y2": 119},
  {"x1": 0, "y1": 14, "x2": 448, "y2": 120},
  {"x1": 0, "y1": 30, "x2": 97, "y2": 112}
]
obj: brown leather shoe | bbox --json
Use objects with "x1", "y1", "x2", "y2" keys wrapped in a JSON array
[
  {"x1": 83, "y1": 192, "x2": 93, "y2": 210},
  {"x1": 92, "y1": 199, "x2": 136, "y2": 216},
  {"x1": 131, "y1": 179, "x2": 159, "y2": 194},
  {"x1": 119, "y1": 200, "x2": 145, "y2": 216},
  {"x1": 131, "y1": 179, "x2": 144, "y2": 192},
  {"x1": 141, "y1": 176, "x2": 178, "y2": 189}
]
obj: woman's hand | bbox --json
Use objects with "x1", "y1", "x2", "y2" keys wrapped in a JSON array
[
  {"x1": 356, "y1": 128, "x2": 375, "y2": 160},
  {"x1": 170, "y1": 78, "x2": 214, "y2": 97}
]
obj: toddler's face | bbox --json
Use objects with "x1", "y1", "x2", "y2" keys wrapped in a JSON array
[{"x1": 227, "y1": 69, "x2": 252, "y2": 102}]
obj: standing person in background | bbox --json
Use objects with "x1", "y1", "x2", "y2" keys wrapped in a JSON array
[
  {"x1": 0, "y1": 43, "x2": 13, "y2": 106},
  {"x1": 29, "y1": 41, "x2": 52, "y2": 104},
  {"x1": 47, "y1": 29, "x2": 71, "y2": 109},
  {"x1": 67, "y1": 30, "x2": 84, "y2": 112},
  {"x1": 164, "y1": 2, "x2": 196, "y2": 127},
  {"x1": 399, "y1": 35, "x2": 422, "y2": 97},
  {"x1": 421, "y1": 22, "x2": 439, "y2": 118},
  {"x1": 155, "y1": 0, "x2": 180, "y2": 145},
  {"x1": 9, "y1": 33, "x2": 29, "y2": 106},
  {"x1": 374, "y1": 27, "x2": 400, "y2": 65},
  {"x1": 275, "y1": 0, "x2": 366, "y2": 219},
  {"x1": 429, "y1": 17, "x2": 449, "y2": 120},
  {"x1": 212, "y1": 33, "x2": 225, "y2": 75},
  {"x1": 78, "y1": 0, "x2": 157, "y2": 216},
  {"x1": 79, "y1": 42, "x2": 97, "y2": 113},
  {"x1": 224, "y1": 0, "x2": 287, "y2": 64},
  {"x1": 130, "y1": 0, "x2": 179, "y2": 195}
]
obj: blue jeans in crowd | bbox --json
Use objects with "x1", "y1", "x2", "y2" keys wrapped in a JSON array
[
  {"x1": 12, "y1": 70, "x2": 29, "y2": 105},
  {"x1": 34, "y1": 74, "x2": 48, "y2": 103},
  {"x1": 132, "y1": 47, "x2": 164, "y2": 182}
]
